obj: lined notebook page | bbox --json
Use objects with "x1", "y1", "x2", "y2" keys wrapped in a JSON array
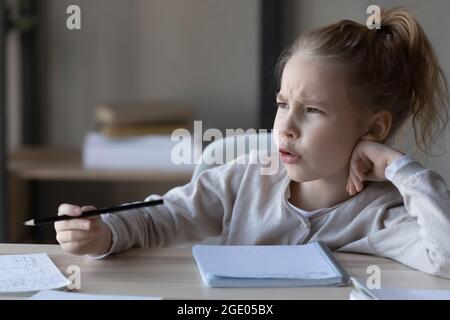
[
  {"x1": 30, "y1": 290, "x2": 162, "y2": 300},
  {"x1": 193, "y1": 242, "x2": 340, "y2": 279},
  {"x1": 0, "y1": 254, "x2": 71, "y2": 293}
]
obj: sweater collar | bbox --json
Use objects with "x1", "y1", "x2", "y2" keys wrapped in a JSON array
[{"x1": 281, "y1": 172, "x2": 397, "y2": 218}]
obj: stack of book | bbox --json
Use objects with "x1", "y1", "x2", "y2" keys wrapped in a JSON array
[
  {"x1": 94, "y1": 101, "x2": 193, "y2": 137},
  {"x1": 82, "y1": 101, "x2": 197, "y2": 171}
]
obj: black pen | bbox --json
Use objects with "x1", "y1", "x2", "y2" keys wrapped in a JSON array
[{"x1": 24, "y1": 199, "x2": 164, "y2": 226}]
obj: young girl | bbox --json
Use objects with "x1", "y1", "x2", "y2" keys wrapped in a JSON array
[{"x1": 55, "y1": 8, "x2": 450, "y2": 278}]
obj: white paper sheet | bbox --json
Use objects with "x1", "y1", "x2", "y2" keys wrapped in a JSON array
[
  {"x1": 350, "y1": 277, "x2": 450, "y2": 300},
  {"x1": 0, "y1": 253, "x2": 71, "y2": 293}
]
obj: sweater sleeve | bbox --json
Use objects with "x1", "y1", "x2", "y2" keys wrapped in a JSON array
[
  {"x1": 369, "y1": 158, "x2": 450, "y2": 278},
  {"x1": 95, "y1": 159, "x2": 246, "y2": 257},
  {"x1": 384, "y1": 154, "x2": 416, "y2": 180}
]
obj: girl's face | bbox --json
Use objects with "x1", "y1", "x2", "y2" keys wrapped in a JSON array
[{"x1": 273, "y1": 53, "x2": 370, "y2": 182}]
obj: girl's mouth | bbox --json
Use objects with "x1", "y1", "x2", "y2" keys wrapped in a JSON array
[{"x1": 279, "y1": 148, "x2": 301, "y2": 164}]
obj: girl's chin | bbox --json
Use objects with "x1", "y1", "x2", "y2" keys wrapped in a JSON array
[
  {"x1": 285, "y1": 170, "x2": 310, "y2": 183},
  {"x1": 283, "y1": 164, "x2": 320, "y2": 183}
]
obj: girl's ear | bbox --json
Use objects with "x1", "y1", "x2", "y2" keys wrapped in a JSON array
[{"x1": 361, "y1": 110, "x2": 393, "y2": 142}]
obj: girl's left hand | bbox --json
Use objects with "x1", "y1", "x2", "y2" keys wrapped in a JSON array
[{"x1": 347, "y1": 140, "x2": 404, "y2": 196}]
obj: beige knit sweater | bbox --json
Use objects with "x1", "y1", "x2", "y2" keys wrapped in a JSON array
[{"x1": 99, "y1": 151, "x2": 450, "y2": 278}]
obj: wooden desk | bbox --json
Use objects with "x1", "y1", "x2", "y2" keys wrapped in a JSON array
[
  {"x1": 2, "y1": 244, "x2": 450, "y2": 300},
  {"x1": 7, "y1": 148, "x2": 192, "y2": 243}
]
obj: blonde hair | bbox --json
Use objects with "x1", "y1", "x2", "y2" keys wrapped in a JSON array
[{"x1": 277, "y1": 7, "x2": 449, "y2": 158}]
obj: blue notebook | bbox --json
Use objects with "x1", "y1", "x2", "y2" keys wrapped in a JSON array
[{"x1": 192, "y1": 241, "x2": 350, "y2": 288}]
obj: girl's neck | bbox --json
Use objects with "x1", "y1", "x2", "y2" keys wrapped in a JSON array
[{"x1": 288, "y1": 169, "x2": 354, "y2": 212}]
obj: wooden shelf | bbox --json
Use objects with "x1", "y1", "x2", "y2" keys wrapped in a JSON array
[{"x1": 7, "y1": 147, "x2": 193, "y2": 182}]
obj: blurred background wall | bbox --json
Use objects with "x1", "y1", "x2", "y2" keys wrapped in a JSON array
[{"x1": 38, "y1": 0, "x2": 260, "y2": 147}]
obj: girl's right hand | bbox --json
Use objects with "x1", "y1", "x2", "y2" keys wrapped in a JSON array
[
  {"x1": 55, "y1": 204, "x2": 112, "y2": 256},
  {"x1": 346, "y1": 140, "x2": 404, "y2": 196}
]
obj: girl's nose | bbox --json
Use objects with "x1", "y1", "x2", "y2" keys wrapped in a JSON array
[
  {"x1": 282, "y1": 129, "x2": 297, "y2": 140},
  {"x1": 280, "y1": 119, "x2": 299, "y2": 140}
]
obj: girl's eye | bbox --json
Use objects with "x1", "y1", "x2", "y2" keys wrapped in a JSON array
[
  {"x1": 305, "y1": 107, "x2": 322, "y2": 114},
  {"x1": 276, "y1": 102, "x2": 289, "y2": 109}
]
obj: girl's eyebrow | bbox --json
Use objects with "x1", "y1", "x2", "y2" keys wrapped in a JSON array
[
  {"x1": 276, "y1": 93, "x2": 287, "y2": 101},
  {"x1": 276, "y1": 93, "x2": 329, "y2": 108},
  {"x1": 302, "y1": 98, "x2": 329, "y2": 108}
]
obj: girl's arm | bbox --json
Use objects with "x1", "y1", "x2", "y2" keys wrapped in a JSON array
[
  {"x1": 97, "y1": 156, "x2": 248, "y2": 256},
  {"x1": 349, "y1": 141, "x2": 450, "y2": 277},
  {"x1": 370, "y1": 158, "x2": 450, "y2": 277}
]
